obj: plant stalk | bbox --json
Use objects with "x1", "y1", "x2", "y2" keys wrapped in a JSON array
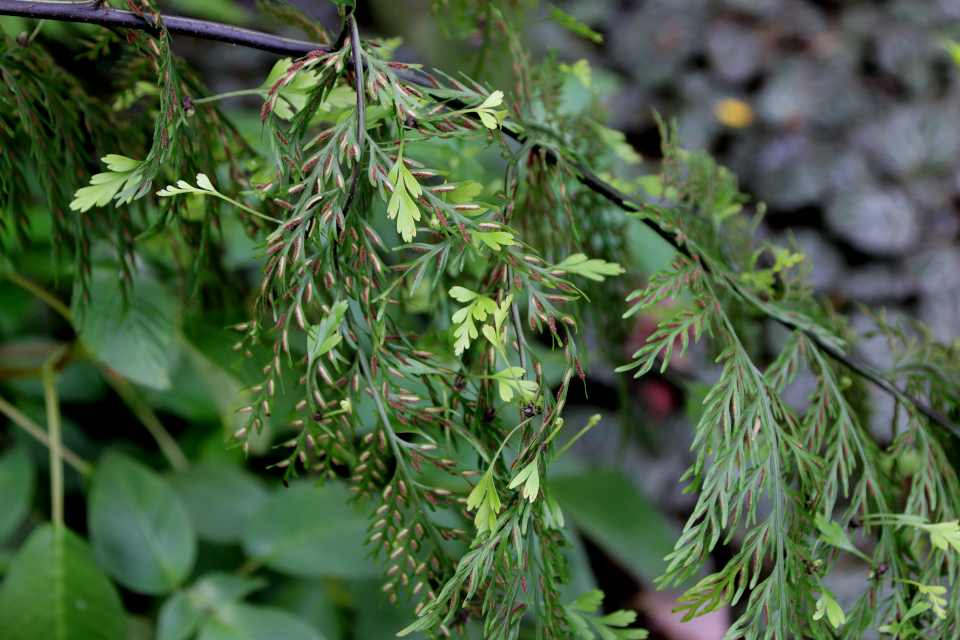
[
  {"x1": 3, "y1": 272, "x2": 72, "y2": 321},
  {"x1": 0, "y1": 0, "x2": 327, "y2": 56},
  {"x1": 42, "y1": 347, "x2": 69, "y2": 526},
  {"x1": 105, "y1": 372, "x2": 188, "y2": 472},
  {"x1": 0, "y1": 394, "x2": 92, "y2": 477}
]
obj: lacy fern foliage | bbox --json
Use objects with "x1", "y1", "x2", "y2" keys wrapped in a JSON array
[{"x1": 2, "y1": 2, "x2": 960, "y2": 640}]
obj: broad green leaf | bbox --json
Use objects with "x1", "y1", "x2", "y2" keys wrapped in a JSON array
[
  {"x1": 451, "y1": 306, "x2": 473, "y2": 324},
  {"x1": 472, "y1": 230, "x2": 515, "y2": 252},
  {"x1": 510, "y1": 379, "x2": 537, "y2": 402},
  {"x1": 923, "y1": 521, "x2": 960, "y2": 553},
  {"x1": 565, "y1": 610, "x2": 593, "y2": 640},
  {"x1": 508, "y1": 456, "x2": 540, "y2": 503},
  {"x1": 596, "y1": 610, "x2": 636, "y2": 627},
  {"x1": 472, "y1": 90, "x2": 508, "y2": 129},
  {"x1": 492, "y1": 294, "x2": 513, "y2": 330},
  {"x1": 0, "y1": 447, "x2": 34, "y2": 545},
  {"x1": 491, "y1": 367, "x2": 538, "y2": 402},
  {"x1": 259, "y1": 58, "x2": 294, "y2": 90},
  {"x1": 466, "y1": 471, "x2": 491, "y2": 511},
  {"x1": 102, "y1": 154, "x2": 142, "y2": 173},
  {"x1": 198, "y1": 603, "x2": 325, "y2": 640},
  {"x1": 192, "y1": 573, "x2": 267, "y2": 608},
  {"x1": 477, "y1": 110, "x2": 498, "y2": 129},
  {"x1": 554, "y1": 253, "x2": 625, "y2": 281},
  {"x1": 0, "y1": 525, "x2": 126, "y2": 640},
  {"x1": 453, "y1": 316, "x2": 478, "y2": 355},
  {"x1": 270, "y1": 72, "x2": 322, "y2": 120},
  {"x1": 70, "y1": 172, "x2": 129, "y2": 212},
  {"x1": 814, "y1": 514, "x2": 871, "y2": 563},
  {"x1": 450, "y1": 292, "x2": 498, "y2": 355},
  {"x1": 448, "y1": 286, "x2": 479, "y2": 303},
  {"x1": 467, "y1": 469, "x2": 502, "y2": 534},
  {"x1": 242, "y1": 482, "x2": 379, "y2": 578},
  {"x1": 495, "y1": 375, "x2": 515, "y2": 402},
  {"x1": 70, "y1": 155, "x2": 143, "y2": 212},
  {"x1": 89, "y1": 451, "x2": 197, "y2": 595},
  {"x1": 157, "y1": 593, "x2": 202, "y2": 640},
  {"x1": 564, "y1": 589, "x2": 648, "y2": 640},
  {"x1": 387, "y1": 152, "x2": 403, "y2": 184},
  {"x1": 75, "y1": 272, "x2": 177, "y2": 390},
  {"x1": 496, "y1": 366, "x2": 526, "y2": 380},
  {"x1": 158, "y1": 573, "x2": 267, "y2": 640},
  {"x1": 918, "y1": 583, "x2": 948, "y2": 618},
  {"x1": 449, "y1": 181, "x2": 482, "y2": 204},
  {"x1": 546, "y1": 493, "x2": 566, "y2": 529},
  {"x1": 550, "y1": 469, "x2": 676, "y2": 582},
  {"x1": 387, "y1": 186, "x2": 421, "y2": 243},
  {"x1": 478, "y1": 90, "x2": 504, "y2": 110},
  {"x1": 813, "y1": 589, "x2": 845, "y2": 628},
  {"x1": 472, "y1": 297, "x2": 498, "y2": 320},
  {"x1": 385, "y1": 153, "x2": 424, "y2": 242},
  {"x1": 196, "y1": 173, "x2": 216, "y2": 192},
  {"x1": 569, "y1": 589, "x2": 604, "y2": 613},
  {"x1": 400, "y1": 164, "x2": 422, "y2": 198},
  {"x1": 307, "y1": 301, "x2": 349, "y2": 365},
  {"x1": 167, "y1": 464, "x2": 269, "y2": 544}
]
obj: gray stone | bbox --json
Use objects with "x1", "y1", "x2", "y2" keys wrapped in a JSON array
[
  {"x1": 706, "y1": 21, "x2": 763, "y2": 85},
  {"x1": 908, "y1": 247, "x2": 960, "y2": 297},
  {"x1": 840, "y1": 264, "x2": 917, "y2": 304},
  {"x1": 826, "y1": 188, "x2": 921, "y2": 257}
]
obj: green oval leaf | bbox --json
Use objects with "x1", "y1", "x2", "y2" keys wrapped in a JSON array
[
  {"x1": 157, "y1": 593, "x2": 202, "y2": 640},
  {"x1": 157, "y1": 573, "x2": 267, "y2": 640},
  {"x1": 0, "y1": 525, "x2": 126, "y2": 640},
  {"x1": 167, "y1": 464, "x2": 269, "y2": 544},
  {"x1": 242, "y1": 482, "x2": 379, "y2": 578},
  {"x1": 0, "y1": 447, "x2": 34, "y2": 545},
  {"x1": 89, "y1": 451, "x2": 197, "y2": 595},
  {"x1": 74, "y1": 272, "x2": 177, "y2": 390},
  {"x1": 198, "y1": 603, "x2": 325, "y2": 640}
]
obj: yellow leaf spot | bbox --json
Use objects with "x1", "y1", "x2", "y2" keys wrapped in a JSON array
[{"x1": 714, "y1": 98, "x2": 753, "y2": 128}]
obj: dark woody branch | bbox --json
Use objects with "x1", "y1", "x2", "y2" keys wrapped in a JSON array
[
  {"x1": 1, "y1": 0, "x2": 957, "y2": 437},
  {"x1": 0, "y1": 0, "x2": 328, "y2": 55}
]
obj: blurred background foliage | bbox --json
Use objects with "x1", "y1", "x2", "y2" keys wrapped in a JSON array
[{"x1": 0, "y1": 1, "x2": 958, "y2": 639}]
